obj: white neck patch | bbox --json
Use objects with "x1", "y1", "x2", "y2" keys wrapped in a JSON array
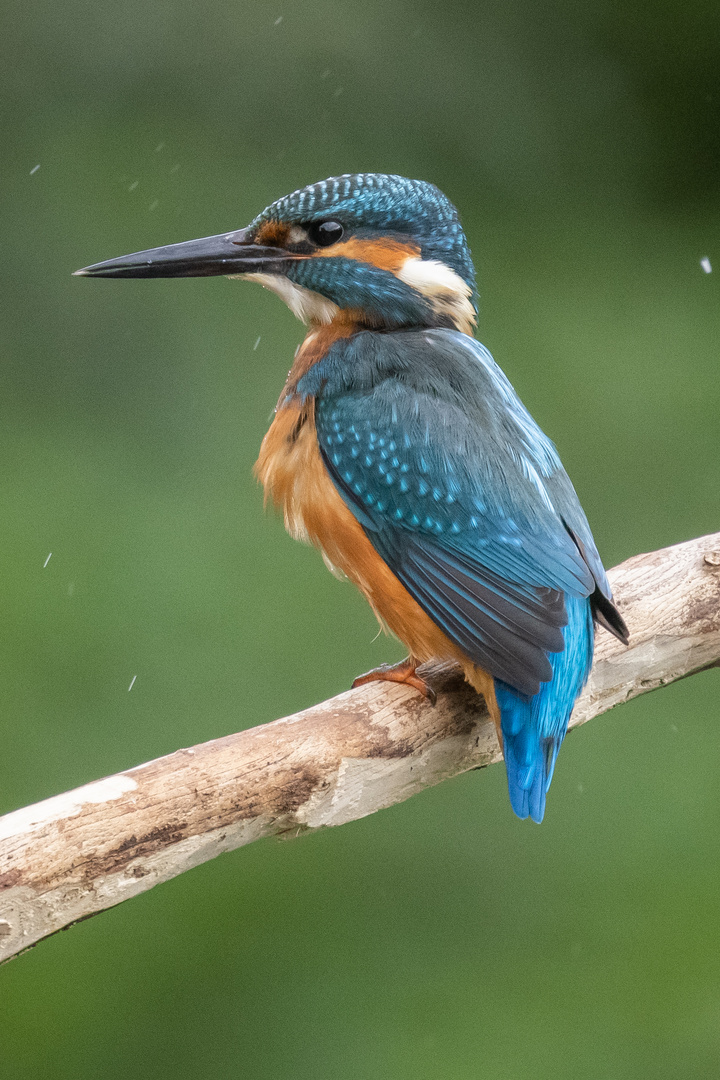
[
  {"x1": 396, "y1": 257, "x2": 476, "y2": 335},
  {"x1": 233, "y1": 271, "x2": 340, "y2": 325}
]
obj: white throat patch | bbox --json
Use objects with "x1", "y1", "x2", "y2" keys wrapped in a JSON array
[
  {"x1": 397, "y1": 257, "x2": 476, "y2": 335},
  {"x1": 235, "y1": 272, "x2": 339, "y2": 325}
]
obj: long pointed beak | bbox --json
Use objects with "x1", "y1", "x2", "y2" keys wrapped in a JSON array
[{"x1": 74, "y1": 228, "x2": 294, "y2": 279}]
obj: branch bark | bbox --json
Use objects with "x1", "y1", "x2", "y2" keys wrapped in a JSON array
[{"x1": 1, "y1": 533, "x2": 719, "y2": 964}]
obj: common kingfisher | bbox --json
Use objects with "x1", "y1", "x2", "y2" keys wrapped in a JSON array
[{"x1": 76, "y1": 173, "x2": 628, "y2": 822}]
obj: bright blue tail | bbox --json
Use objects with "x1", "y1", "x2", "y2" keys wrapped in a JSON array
[{"x1": 494, "y1": 595, "x2": 594, "y2": 823}]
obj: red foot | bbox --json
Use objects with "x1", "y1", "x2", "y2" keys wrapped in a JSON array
[{"x1": 351, "y1": 657, "x2": 436, "y2": 705}]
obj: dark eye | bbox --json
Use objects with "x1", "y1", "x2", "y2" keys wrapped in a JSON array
[{"x1": 309, "y1": 220, "x2": 344, "y2": 247}]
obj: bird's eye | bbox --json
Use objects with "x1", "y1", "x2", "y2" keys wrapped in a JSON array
[{"x1": 309, "y1": 220, "x2": 344, "y2": 247}]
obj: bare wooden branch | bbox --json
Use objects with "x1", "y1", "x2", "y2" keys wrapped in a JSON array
[{"x1": 1, "y1": 533, "x2": 719, "y2": 963}]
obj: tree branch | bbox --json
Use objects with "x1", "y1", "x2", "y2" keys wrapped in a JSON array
[{"x1": 1, "y1": 533, "x2": 719, "y2": 963}]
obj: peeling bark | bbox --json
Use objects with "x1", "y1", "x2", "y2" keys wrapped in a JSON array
[{"x1": 1, "y1": 532, "x2": 719, "y2": 964}]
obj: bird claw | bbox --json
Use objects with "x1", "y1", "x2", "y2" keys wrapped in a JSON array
[{"x1": 351, "y1": 658, "x2": 437, "y2": 704}]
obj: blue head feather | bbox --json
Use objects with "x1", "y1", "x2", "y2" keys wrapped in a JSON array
[
  {"x1": 288, "y1": 256, "x2": 432, "y2": 328},
  {"x1": 249, "y1": 173, "x2": 477, "y2": 308}
]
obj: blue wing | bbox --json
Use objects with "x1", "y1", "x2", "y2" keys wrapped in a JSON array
[
  {"x1": 308, "y1": 330, "x2": 622, "y2": 694},
  {"x1": 306, "y1": 329, "x2": 626, "y2": 819}
]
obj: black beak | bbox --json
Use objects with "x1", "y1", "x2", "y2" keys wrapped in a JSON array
[{"x1": 74, "y1": 228, "x2": 293, "y2": 279}]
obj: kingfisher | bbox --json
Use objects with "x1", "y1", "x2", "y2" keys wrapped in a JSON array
[{"x1": 76, "y1": 173, "x2": 628, "y2": 822}]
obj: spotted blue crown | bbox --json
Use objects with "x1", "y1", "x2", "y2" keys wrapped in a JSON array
[{"x1": 250, "y1": 173, "x2": 477, "y2": 300}]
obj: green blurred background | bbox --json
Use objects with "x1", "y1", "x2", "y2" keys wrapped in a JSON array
[{"x1": 1, "y1": 0, "x2": 720, "y2": 1076}]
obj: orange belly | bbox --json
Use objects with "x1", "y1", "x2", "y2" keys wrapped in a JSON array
[{"x1": 254, "y1": 400, "x2": 499, "y2": 717}]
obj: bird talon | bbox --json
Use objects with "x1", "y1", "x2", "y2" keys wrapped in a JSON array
[{"x1": 352, "y1": 658, "x2": 436, "y2": 704}]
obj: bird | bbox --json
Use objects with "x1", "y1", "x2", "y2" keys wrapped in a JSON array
[{"x1": 76, "y1": 172, "x2": 628, "y2": 822}]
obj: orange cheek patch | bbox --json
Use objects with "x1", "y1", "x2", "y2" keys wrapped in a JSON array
[
  {"x1": 255, "y1": 220, "x2": 291, "y2": 246},
  {"x1": 319, "y1": 237, "x2": 420, "y2": 273}
]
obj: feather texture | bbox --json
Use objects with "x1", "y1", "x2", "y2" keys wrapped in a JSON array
[
  {"x1": 495, "y1": 596, "x2": 594, "y2": 822},
  {"x1": 256, "y1": 324, "x2": 624, "y2": 820},
  {"x1": 308, "y1": 330, "x2": 613, "y2": 691},
  {"x1": 303, "y1": 327, "x2": 624, "y2": 818}
]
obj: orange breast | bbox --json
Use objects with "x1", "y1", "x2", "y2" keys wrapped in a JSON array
[{"x1": 253, "y1": 399, "x2": 498, "y2": 711}]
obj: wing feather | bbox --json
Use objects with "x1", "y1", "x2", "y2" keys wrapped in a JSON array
[{"x1": 312, "y1": 329, "x2": 623, "y2": 693}]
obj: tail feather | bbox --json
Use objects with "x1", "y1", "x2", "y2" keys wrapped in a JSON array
[
  {"x1": 502, "y1": 733, "x2": 560, "y2": 823},
  {"x1": 495, "y1": 595, "x2": 594, "y2": 823}
]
